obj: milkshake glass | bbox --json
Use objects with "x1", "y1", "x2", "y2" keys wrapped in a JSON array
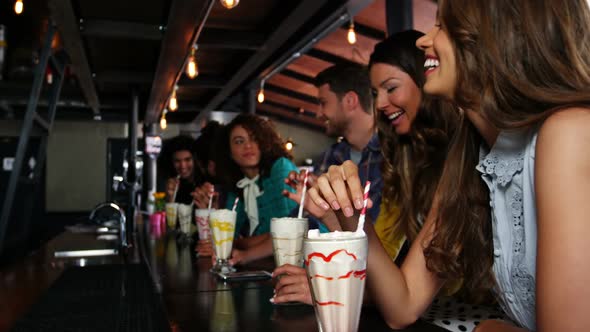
[
  {"x1": 304, "y1": 230, "x2": 368, "y2": 332},
  {"x1": 270, "y1": 217, "x2": 308, "y2": 267},
  {"x1": 165, "y1": 202, "x2": 178, "y2": 229},
  {"x1": 177, "y1": 203, "x2": 193, "y2": 235},
  {"x1": 194, "y1": 209, "x2": 212, "y2": 240},
  {"x1": 209, "y1": 209, "x2": 237, "y2": 273}
]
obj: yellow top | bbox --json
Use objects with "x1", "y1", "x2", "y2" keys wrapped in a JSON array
[{"x1": 373, "y1": 200, "x2": 462, "y2": 296}]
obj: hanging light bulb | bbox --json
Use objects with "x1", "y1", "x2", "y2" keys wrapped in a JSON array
[
  {"x1": 14, "y1": 0, "x2": 23, "y2": 15},
  {"x1": 160, "y1": 111, "x2": 168, "y2": 129},
  {"x1": 347, "y1": 18, "x2": 357, "y2": 45},
  {"x1": 257, "y1": 81, "x2": 265, "y2": 103},
  {"x1": 169, "y1": 86, "x2": 178, "y2": 111},
  {"x1": 219, "y1": 0, "x2": 239, "y2": 9},
  {"x1": 186, "y1": 47, "x2": 198, "y2": 79},
  {"x1": 285, "y1": 139, "x2": 294, "y2": 151}
]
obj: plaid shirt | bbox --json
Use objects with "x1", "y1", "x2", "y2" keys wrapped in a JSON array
[
  {"x1": 315, "y1": 133, "x2": 383, "y2": 222},
  {"x1": 225, "y1": 157, "x2": 299, "y2": 237}
]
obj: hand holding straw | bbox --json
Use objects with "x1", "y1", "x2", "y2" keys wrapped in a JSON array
[
  {"x1": 356, "y1": 181, "x2": 371, "y2": 233},
  {"x1": 172, "y1": 175, "x2": 180, "y2": 202},
  {"x1": 297, "y1": 169, "x2": 309, "y2": 219},
  {"x1": 231, "y1": 197, "x2": 239, "y2": 212},
  {"x1": 207, "y1": 187, "x2": 215, "y2": 210}
]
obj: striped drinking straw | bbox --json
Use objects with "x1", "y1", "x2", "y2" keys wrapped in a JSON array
[
  {"x1": 207, "y1": 187, "x2": 215, "y2": 210},
  {"x1": 231, "y1": 197, "x2": 239, "y2": 212},
  {"x1": 297, "y1": 169, "x2": 309, "y2": 219},
  {"x1": 356, "y1": 181, "x2": 371, "y2": 233}
]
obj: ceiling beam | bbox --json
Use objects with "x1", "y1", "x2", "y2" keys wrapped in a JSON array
[
  {"x1": 198, "y1": 28, "x2": 266, "y2": 51},
  {"x1": 281, "y1": 69, "x2": 315, "y2": 85},
  {"x1": 266, "y1": 84, "x2": 318, "y2": 105},
  {"x1": 95, "y1": 71, "x2": 225, "y2": 89},
  {"x1": 307, "y1": 48, "x2": 359, "y2": 66},
  {"x1": 48, "y1": 0, "x2": 100, "y2": 116},
  {"x1": 81, "y1": 19, "x2": 164, "y2": 41},
  {"x1": 81, "y1": 21, "x2": 264, "y2": 51},
  {"x1": 197, "y1": 0, "x2": 332, "y2": 120},
  {"x1": 145, "y1": 0, "x2": 214, "y2": 123}
]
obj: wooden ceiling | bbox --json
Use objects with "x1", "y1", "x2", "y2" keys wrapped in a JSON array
[{"x1": 0, "y1": 0, "x2": 436, "y2": 132}]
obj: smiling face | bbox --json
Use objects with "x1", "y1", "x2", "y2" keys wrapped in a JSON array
[
  {"x1": 370, "y1": 63, "x2": 421, "y2": 135},
  {"x1": 229, "y1": 125, "x2": 261, "y2": 171},
  {"x1": 416, "y1": 20, "x2": 458, "y2": 100},
  {"x1": 316, "y1": 83, "x2": 348, "y2": 137},
  {"x1": 173, "y1": 150, "x2": 194, "y2": 180}
]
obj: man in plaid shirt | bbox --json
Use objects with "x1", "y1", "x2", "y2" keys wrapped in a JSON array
[{"x1": 312, "y1": 64, "x2": 383, "y2": 223}]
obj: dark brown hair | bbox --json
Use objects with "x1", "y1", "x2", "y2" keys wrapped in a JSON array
[
  {"x1": 369, "y1": 30, "x2": 459, "y2": 245},
  {"x1": 216, "y1": 114, "x2": 292, "y2": 192},
  {"x1": 428, "y1": 0, "x2": 590, "y2": 300},
  {"x1": 314, "y1": 63, "x2": 373, "y2": 114}
]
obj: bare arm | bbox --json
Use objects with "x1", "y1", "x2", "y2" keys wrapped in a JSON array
[
  {"x1": 229, "y1": 233, "x2": 273, "y2": 266},
  {"x1": 534, "y1": 108, "x2": 590, "y2": 332},
  {"x1": 306, "y1": 161, "x2": 445, "y2": 328}
]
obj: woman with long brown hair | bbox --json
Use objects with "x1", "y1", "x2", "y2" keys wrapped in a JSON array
[
  {"x1": 273, "y1": 30, "x2": 464, "y2": 304},
  {"x1": 306, "y1": 0, "x2": 590, "y2": 331}
]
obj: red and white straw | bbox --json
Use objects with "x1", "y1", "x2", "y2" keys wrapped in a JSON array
[
  {"x1": 297, "y1": 169, "x2": 309, "y2": 219},
  {"x1": 356, "y1": 181, "x2": 371, "y2": 233},
  {"x1": 207, "y1": 187, "x2": 215, "y2": 210},
  {"x1": 231, "y1": 197, "x2": 239, "y2": 212}
]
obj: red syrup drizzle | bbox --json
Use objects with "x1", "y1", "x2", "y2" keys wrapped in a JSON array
[
  {"x1": 304, "y1": 249, "x2": 357, "y2": 266},
  {"x1": 311, "y1": 269, "x2": 366, "y2": 281},
  {"x1": 316, "y1": 301, "x2": 344, "y2": 307}
]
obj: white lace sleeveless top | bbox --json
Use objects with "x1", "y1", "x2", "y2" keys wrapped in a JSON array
[{"x1": 476, "y1": 129, "x2": 538, "y2": 331}]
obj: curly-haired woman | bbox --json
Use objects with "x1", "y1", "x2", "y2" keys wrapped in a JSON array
[{"x1": 216, "y1": 113, "x2": 299, "y2": 266}]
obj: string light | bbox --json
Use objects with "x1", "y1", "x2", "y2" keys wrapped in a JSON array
[
  {"x1": 169, "y1": 86, "x2": 178, "y2": 111},
  {"x1": 257, "y1": 80, "x2": 265, "y2": 103},
  {"x1": 160, "y1": 110, "x2": 168, "y2": 129},
  {"x1": 14, "y1": 0, "x2": 23, "y2": 15},
  {"x1": 219, "y1": 0, "x2": 239, "y2": 9},
  {"x1": 285, "y1": 139, "x2": 294, "y2": 151},
  {"x1": 347, "y1": 18, "x2": 357, "y2": 45},
  {"x1": 186, "y1": 47, "x2": 198, "y2": 79}
]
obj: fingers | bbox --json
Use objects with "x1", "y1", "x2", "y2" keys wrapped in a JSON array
[
  {"x1": 272, "y1": 271, "x2": 313, "y2": 305},
  {"x1": 327, "y1": 165, "x2": 356, "y2": 217},
  {"x1": 341, "y1": 161, "x2": 363, "y2": 210},
  {"x1": 272, "y1": 264, "x2": 307, "y2": 277},
  {"x1": 307, "y1": 186, "x2": 330, "y2": 212}
]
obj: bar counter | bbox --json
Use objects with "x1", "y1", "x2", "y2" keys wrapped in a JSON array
[{"x1": 0, "y1": 216, "x2": 449, "y2": 332}]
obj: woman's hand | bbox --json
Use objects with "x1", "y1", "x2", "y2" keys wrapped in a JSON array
[
  {"x1": 271, "y1": 264, "x2": 313, "y2": 305},
  {"x1": 195, "y1": 239, "x2": 214, "y2": 257},
  {"x1": 282, "y1": 170, "x2": 326, "y2": 218},
  {"x1": 191, "y1": 182, "x2": 215, "y2": 209},
  {"x1": 307, "y1": 161, "x2": 372, "y2": 231},
  {"x1": 228, "y1": 248, "x2": 250, "y2": 266},
  {"x1": 166, "y1": 177, "x2": 179, "y2": 203}
]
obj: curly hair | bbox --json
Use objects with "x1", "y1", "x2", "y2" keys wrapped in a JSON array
[
  {"x1": 370, "y1": 30, "x2": 459, "y2": 246},
  {"x1": 157, "y1": 135, "x2": 198, "y2": 178},
  {"x1": 216, "y1": 114, "x2": 292, "y2": 192}
]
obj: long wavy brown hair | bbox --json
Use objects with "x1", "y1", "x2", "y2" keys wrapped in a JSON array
[
  {"x1": 370, "y1": 30, "x2": 459, "y2": 244},
  {"x1": 427, "y1": 0, "x2": 590, "y2": 299},
  {"x1": 216, "y1": 113, "x2": 292, "y2": 193}
]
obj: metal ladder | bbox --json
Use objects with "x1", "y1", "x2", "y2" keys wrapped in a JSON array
[{"x1": 0, "y1": 24, "x2": 67, "y2": 252}]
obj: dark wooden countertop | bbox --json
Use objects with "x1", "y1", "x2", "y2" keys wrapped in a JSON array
[{"x1": 0, "y1": 216, "x2": 449, "y2": 332}]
